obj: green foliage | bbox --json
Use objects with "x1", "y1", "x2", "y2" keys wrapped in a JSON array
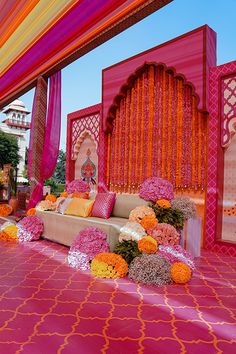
[
  {"x1": 0, "y1": 130, "x2": 21, "y2": 168},
  {"x1": 114, "y1": 240, "x2": 142, "y2": 265},
  {"x1": 44, "y1": 179, "x2": 65, "y2": 196},
  {"x1": 53, "y1": 149, "x2": 66, "y2": 184},
  {"x1": 149, "y1": 203, "x2": 185, "y2": 230}
]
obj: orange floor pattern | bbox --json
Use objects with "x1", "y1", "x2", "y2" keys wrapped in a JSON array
[{"x1": 0, "y1": 239, "x2": 236, "y2": 354}]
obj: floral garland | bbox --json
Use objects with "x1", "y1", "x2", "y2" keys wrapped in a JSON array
[
  {"x1": 147, "y1": 223, "x2": 180, "y2": 246},
  {"x1": 17, "y1": 215, "x2": 44, "y2": 242},
  {"x1": 70, "y1": 227, "x2": 110, "y2": 261},
  {"x1": 139, "y1": 177, "x2": 174, "y2": 202},
  {"x1": 129, "y1": 205, "x2": 156, "y2": 223},
  {"x1": 66, "y1": 179, "x2": 90, "y2": 194},
  {"x1": 91, "y1": 253, "x2": 128, "y2": 278},
  {"x1": 129, "y1": 254, "x2": 172, "y2": 286},
  {"x1": 119, "y1": 221, "x2": 146, "y2": 242}
]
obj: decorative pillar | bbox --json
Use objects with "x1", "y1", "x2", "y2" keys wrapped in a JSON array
[{"x1": 29, "y1": 77, "x2": 48, "y2": 195}]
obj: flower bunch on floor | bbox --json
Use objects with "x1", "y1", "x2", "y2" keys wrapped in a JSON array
[
  {"x1": 66, "y1": 179, "x2": 90, "y2": 194},
  {"x1": 17, "y1": 215, "x2": 44, "y2": 242},
  {"x1": 0, "y1": 223, "x2": 18, "y2": 242},
  {"x1": 70, "y1": 227, "x2": 110, "y2": 261},
  {"x1": 129, "y1": 254, "x2": 172, "y2": 286},
  {"x1": 91, "y1": 253, "x2": 128, "y2": 278}
]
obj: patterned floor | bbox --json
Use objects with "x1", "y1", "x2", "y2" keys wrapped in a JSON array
[{"x1": 0, "y1": 239, "x2": 236, "y2": 354}]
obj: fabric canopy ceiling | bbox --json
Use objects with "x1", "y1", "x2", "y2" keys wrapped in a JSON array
[{"x1": 0, "y1": 0, "x2": 171, "y2": 108}]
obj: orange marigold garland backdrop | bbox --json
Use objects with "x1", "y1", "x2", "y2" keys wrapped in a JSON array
[{"x1": 107, "y1": 64, "x2": 206, "y2": 193}]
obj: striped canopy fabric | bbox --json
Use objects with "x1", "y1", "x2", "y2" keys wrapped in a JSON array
[{"x1": 0, "y1": 0, "x2": 172, "y2": 108}]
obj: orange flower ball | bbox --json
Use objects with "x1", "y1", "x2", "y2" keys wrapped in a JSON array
[
  {"x1": 138, "y1": 236, "x2": 158, "y2": 254},
  {"x1": 72, "y1": 192, "x2": 89, "y2": 199},
  {"x1": 60, "y1": 191, "x2": 68, "y2": 198},
  {"x1": 27, "y1": 208, "x2": 36, "y2": 216},
  {"x1": 156, "y1": 199, "x2": 171, "y2": 208},
  {"x1": 45, "y1": 194, "x2": 57, "y2": 203},
  {"x1": 0, "y1": 204, "x2": 12, "y2": 217},
  {"x1": 140, "y1": 215, "x2": 158, "y2": 230},
  {"x1": 171, "y1": 262, "x2": 192, "y2": 284}
]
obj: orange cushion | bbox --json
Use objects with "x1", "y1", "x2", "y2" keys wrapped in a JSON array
[{"x1": 64, "y1": 198, "x2": 94, "y2": 217}]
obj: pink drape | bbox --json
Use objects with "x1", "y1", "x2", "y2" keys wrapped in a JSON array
[{"x1": 28, "y1": 71, "x2": 61, "y2": 208}]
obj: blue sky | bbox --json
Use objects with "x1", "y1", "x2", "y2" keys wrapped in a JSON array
[{"x1": 2, "y1": 0, "x2": 236, "y2": 150}]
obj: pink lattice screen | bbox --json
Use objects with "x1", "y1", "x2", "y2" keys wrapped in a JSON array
[
  {"x1": 66, "y1": 104, "x2": 101, "y2": 183},
  {"x1": 205, "y1": 61, "x2": 236, "y2": 256}
]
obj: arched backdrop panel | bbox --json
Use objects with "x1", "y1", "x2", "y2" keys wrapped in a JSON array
[{"x1": 105, "y1": 64, "x2": 207, "y2": 193}]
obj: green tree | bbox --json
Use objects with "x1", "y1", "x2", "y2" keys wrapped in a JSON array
[
  {"x1": 53, "y1": 149, "x2": 66, "y2": 184},
  {"x1": 0, "y1": 130, "x2": 21, "y2": 169}
]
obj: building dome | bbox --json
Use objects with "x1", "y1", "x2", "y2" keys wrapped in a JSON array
[
  {"x1": 10, "y1": 99, "x2": 25, "y2": 108},
  {"x1": 2, "y1": 98, "x2": 30, "y2": 114}
]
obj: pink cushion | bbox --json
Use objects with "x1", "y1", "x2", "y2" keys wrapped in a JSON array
[{"x1": 92, "y1": 193, "x2": 116, "y2": 219}]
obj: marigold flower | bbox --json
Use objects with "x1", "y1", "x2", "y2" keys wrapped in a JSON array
[
  {"x1": 171, "y1": 262, "x2": 192, "y2": 284},
  {"x1": 45, "y1": 194, "x2": 57, "y2": 203},
  {"x1": 26, "y1": 208, "x2": 36, "y2": 216},
  {"x1": 0, "y1": 204, "x2": 12, "y2": 217},
  {"x1": 60, "y1": 191, "x2": 68, "y2": 198},
  {"x1": 138, "y1": 236, "x2": 158, "y2": 254},
  {"x1": 156, "y1": 199, "x2": 171, "y2": 208},
  {"x1": 140, "y1": 215, "x2": 158, "y2": 230},
  {"x1": 91, "y1": 253, "x2": 128, "y2": 278}
]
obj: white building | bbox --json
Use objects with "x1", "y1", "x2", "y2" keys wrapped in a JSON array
[{"x1": 0, "y1": 99, "x2": 31, "y2": 179}]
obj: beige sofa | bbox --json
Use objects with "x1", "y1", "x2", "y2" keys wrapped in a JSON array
[{"x1": 36, "y1": 194, "x2": 148, "y2": 251}]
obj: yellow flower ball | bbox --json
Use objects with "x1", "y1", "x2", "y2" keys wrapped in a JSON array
[
  {"x1": 91, "y1": 253, "x2": 128, "y2": 278},
  {"x1": 171, "y1": 262, "x2": 192, "y2": 284},
  {"x1": 138, "y1": 236, "x2": 158, "y2": 254},
  {"x1": 156, "y1": 199, "x2": 171, "y2": 208}
]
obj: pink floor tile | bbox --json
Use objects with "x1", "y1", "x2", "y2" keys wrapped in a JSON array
[{"x1": 0, "y1": 238, "x2": 236, "y2": 353}]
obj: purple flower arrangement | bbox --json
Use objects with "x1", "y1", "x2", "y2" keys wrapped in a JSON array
[
  {"x1": 139, "y1": 177, "x2": 174, "y2": 202},
  {"x1": 66, "y1": 179, "x2": 90, "y2": 194},
  {"x1": 128, "y1": 254, "x2": 172, "y2": 286},
  {"x1": 17, "y1": 215, "x2": 44, "y2": 242}
]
